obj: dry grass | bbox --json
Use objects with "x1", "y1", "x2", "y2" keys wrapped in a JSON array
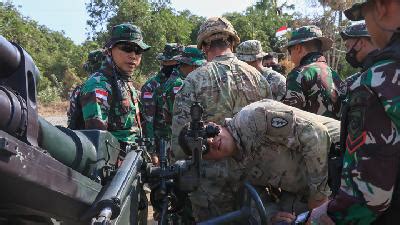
[{"x1": 38, "y1": 101, "x2": 69, "y2": 116}]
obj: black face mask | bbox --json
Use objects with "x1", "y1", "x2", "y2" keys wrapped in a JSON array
[
  {"x1": 161, "y1": 64, "x2": 177, "y2": 77},
  {"x1": 345, "y1": 40, "x2": 362, "y2": 68}
]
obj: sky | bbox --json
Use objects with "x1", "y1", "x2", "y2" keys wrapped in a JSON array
[{"x1": 5, "y1": 0, "x2": 310, "y2": 45}]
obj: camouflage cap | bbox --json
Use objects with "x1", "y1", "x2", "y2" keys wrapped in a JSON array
[
  {"x1": 236, "y1": 40, "x2": 267, "y2": 62},
  {"x1": 83, "y1": 49, "x2": 105, "y2": 74},
  {"x1": 285, "y1": 25, "x2": 333, "y2": 52},
  {"x1": 340, "y1": 22, "x2": 370, "y2": 40},
  {"x1": 105, "y1": 23, "x2": 150, "y2": 51},
  {"x1": 172, "y1": 46, "x2": 206, "y2": 66},
  {"x1": 156, "y1": 43, "x2": 183, "y2": 61},
  {"x1": 197, "y1": 17, "x2": 240, "y2": 49},
  {"x1": 344, "y1": 0, "x2": 370, "y2": 21}
]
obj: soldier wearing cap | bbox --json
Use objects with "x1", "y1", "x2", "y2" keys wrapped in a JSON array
[
  {"x1": 308, "y1": 0, "x2": 400, "y2": 224},
  {"x1": 236, "y1": 40, "x2": 287, "y2": 101},
  {"x1": 339, "y1": 22, "x2": 378, "y2": 98},
  {"x1": 171, "y1": 17, "x2": 272, "y2": 221},
  {"x1": 263, "y1": 52, "x2": 284, "y2": 74},
  {"x1": 140, "y1": 43, "x2": 182, "y2": 156},
  {"x1": 282, "y1": 25, "x2": 342, "y2": 119},
  {"x1": 162, "y1": 46, "x2": 206, "y2": 133},
  {"x1": 79, "y1": 23, "x2": 150, "y2": 148}
]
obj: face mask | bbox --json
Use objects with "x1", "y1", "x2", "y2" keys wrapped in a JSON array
[
  {"x1": 345, "y1": 40, "x2": 362, "y2": 68},
  {"x1": 161, "y1": 64, "x2": 177, "y2": 77}
]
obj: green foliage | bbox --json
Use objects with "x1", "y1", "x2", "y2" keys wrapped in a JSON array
[{"x1": 37, "y1": 75, "x2": 61, "y2": 104}]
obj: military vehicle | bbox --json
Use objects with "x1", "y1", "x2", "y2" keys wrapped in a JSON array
[{"x1": 0, "y1": 35, "x2": 268, "y2": 225}]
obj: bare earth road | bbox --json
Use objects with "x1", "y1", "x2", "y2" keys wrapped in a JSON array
[{"x1": 43, "y1": 115, "x2": 156, "y2": 224}]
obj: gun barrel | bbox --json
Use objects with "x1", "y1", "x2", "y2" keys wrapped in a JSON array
[{"x1": 0, "y1": 35, "x2": 21, "y2": 77}]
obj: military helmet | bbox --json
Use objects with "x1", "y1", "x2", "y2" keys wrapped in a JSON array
[
  {"x1": 196, "y1": 17, "x2": 240, "y2": 49},
  {"x1": 236, "y1": 40, "x2": 267, "y2": 62},
  {"x1": 156, "y1": 43, "x2": 184, "y2": 61},
  {"x1": 104, "y1": 23, "x2": 151, "y2": 51},
  {"x1": 340, "y1": 22, "x2": 370, "y2": 40},
  {"x1": 285, "y1": 25, "x2": 333, "y2": 52},
  {"x1": 344, "y1": 0, "x2": 370, "y2": 21},
  {"x1": 172, "y1": 46, "x2": 206, "y2": 66}
]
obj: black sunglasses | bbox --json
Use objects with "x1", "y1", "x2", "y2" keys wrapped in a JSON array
[{"x1": 116, "y1": 43, "x2": 144, "y2": 54}]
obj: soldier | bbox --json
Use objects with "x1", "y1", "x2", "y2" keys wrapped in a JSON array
[
  {"x1": 171, "y1": 16, "x2": 272, "y2": 221},
  {"x1": 282, "y1": 25, "x2": 342, "y2": 119},
  {"x1": 178, "y1": 99, "x2": 339, "y2": 224},
  {"x1": 162, "y1": 46, "x2": 206, "y2": 133},
  {"x1": 308, "y1": 0, "x2": 400, "y2": 224},
  {"x1": 339, "y1": 22, "x2": 378, "y2": 97},
  {"x1": 262, "y1": 52, "x2": 284, "y2": 74},
  {"x1": 79, "y1": 23, "x2": 150, "y2": 152},
  {"x1": 140, "y1": 43, "x2": 182, "y2": 156},
  {"x1": 67, "y1": 49, "x2": 106, "y2": 129},
  {"x1": 236, "y1": 40, "x2": 287, "y2": 101}
]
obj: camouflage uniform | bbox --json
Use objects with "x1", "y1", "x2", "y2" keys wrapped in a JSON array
[
  {"x1": 140, "y1": 43, "x2": 182, "y2": 150},
  {"x1": 162, "y1": 47, "x2": 206, "y2": 130},
  {"x1": 189, "y1": 99, "x2": 339, "y2": 222},
  {"x1": 171, "y1": 17, "x2": 271, "y2": 222},
  {"x1": 318, "y1": 2, "x2": 400, "y2": 224},
  {"x1": 80, "y1": 23, "x2": 150, "y2": 144},
  {"x1": 282, "y1": 26, "x2": 342, "y2": 119},
  {"x1": 236, "y1": 40, "x2": 287, "y2": 101}
]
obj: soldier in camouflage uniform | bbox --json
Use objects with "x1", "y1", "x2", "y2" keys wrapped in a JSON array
[
  {"x1": 282, "y1": 26, "x2": 342, "y2": 119},
  {"x1": 171, "y1": 16, "x2": 272, "y2": 222},
  {"x1": 309, "y1": 0, "x2": 400, "y2": 224},
  {"x1": 79, "y1": 23, "x2": 150, "y2": 147},
  {"x1": 236, "y1": 40, "x2": 287, "y2": 101},
  {"x1": 140, "y1": 43, "x2": 182, "y2": 155},
  {"x1": 178, "y1": 99, "x2": 340, "y2": 224},
  {"x1": 339, "y1": 22, "x2": 378, "y2": 98},
  {"x1": 162, "y1": 46, "x2": 206, "y2": 134},
  {"x1": 67, "y1": 49, "x2": 106, "y2": 129}
]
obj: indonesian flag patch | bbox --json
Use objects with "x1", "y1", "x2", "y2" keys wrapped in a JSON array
[
  {"x1": 173, "y1": 86, "x2": 182, "y2": 94},
  {"x1": 95, "y1": 89, "x2": 108, "y2": 101},
  {"x1": 143, "y1": 92, "x2": 153, "y2": 99}
]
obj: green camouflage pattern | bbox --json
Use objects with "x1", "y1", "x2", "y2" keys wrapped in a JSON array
[
  {"x1": 105, "y1": 23, "x2": 150, "y2": 50},
  {"x1": 173, "y1": 46, "x2": 206, "y2": 66},
  {"x1": 340, "y1": 22, "x2": 370, "y2": 40},
  {"x1": 285, "y1": 25, "x2": 333, "y2": 52},
  {"x1": 236, "y1": 40, "x2": 267, "y2": 62},
  {"x1": 260, "y1": 67, "x2": 287, "y2": 101},
  {"x1": 189, "y1": 99, "x2": 340, "y2": 222},
  {"x1": 80, "y1": 56, "x2": 141, "y2": 143},
  {"x1": 282, "y1": 52, "x2": 342, "y2": 119},
  {"x1": 83, "y1": 49, "x2": 105, "y2": 74},
  {"x1": 344, "y1": 0, "x2": 370, "y2": 21},
  {"x1": 156, "y1": 43, "x2": 183, "y2": 61},
  {"x1": 327, "y1": 35, "x2": 400, "y2": 224},
  {"x1": 171, "y1": 52, "x2": 272, "y2": 159},
  {"x1": 140, "y1": 70, "x2": 171, "y2": 143}
]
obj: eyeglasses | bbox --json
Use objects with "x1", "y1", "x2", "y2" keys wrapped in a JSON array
[{"x1": 116, "y1": 43, "x2": 144, "y2": 54}]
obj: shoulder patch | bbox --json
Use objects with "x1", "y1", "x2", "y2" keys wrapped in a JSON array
[{"x1": 271, "y1": 117, "x2": 288, "y2": 128}]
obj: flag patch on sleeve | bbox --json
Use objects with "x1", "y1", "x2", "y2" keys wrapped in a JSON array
[
  {"x1": 95, "y1": 89, "x2": 108, "y2": 101},
  {"x1": 143, "y1": 92, "x2": 153, "y2": 99}
]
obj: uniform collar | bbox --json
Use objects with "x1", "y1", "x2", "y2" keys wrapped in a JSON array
[
  {"x1": 213, "y1": 53, "x2": 236, "y2": 62},
  {"x1": 299, "y1": 52, "x2": 326, "y2": 67}
]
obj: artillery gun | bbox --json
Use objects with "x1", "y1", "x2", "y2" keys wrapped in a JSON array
[{"x1": 0, "y1": 35, "x2": 268, "y2": 225}]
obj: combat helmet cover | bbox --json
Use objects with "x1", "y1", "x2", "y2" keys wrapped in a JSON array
[{"x1": 196, "y1": 17, "x2": 240, "y2": 49}]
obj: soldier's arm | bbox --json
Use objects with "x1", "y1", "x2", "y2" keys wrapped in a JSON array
[
  {"x1": 140, "y1": 81, "x2": 156, "y2": 139},
  {"x1": 297, "y1": 120, "x2": 331, "y2": 206},
  {"x1": 327, "y1": 65, "x2": 400, "y2": 223},
  {"x1": 80, "y1": 77, "x2": 112, "y2": 130},
  {"x1": 171, "y1": 76, "x2": 197, "y2": 160},
  {"x1": 281, "y1": 70, "x2": 306, "y2": 109}
]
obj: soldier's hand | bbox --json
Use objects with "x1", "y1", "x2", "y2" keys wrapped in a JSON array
[
  {"x1": 306, "y1": 201, "x2": 335, "y2": 225},
  {"x1": 151, "y1": 154, "x2": 160, "y2": 166},
  {"x1": 271, "y1": 211, "x2": 296, "y2": 224}
]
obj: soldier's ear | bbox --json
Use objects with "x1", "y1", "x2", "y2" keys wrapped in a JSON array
[{"x1": 106, "y1": 48, "x2": 112, "y2": 57}]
